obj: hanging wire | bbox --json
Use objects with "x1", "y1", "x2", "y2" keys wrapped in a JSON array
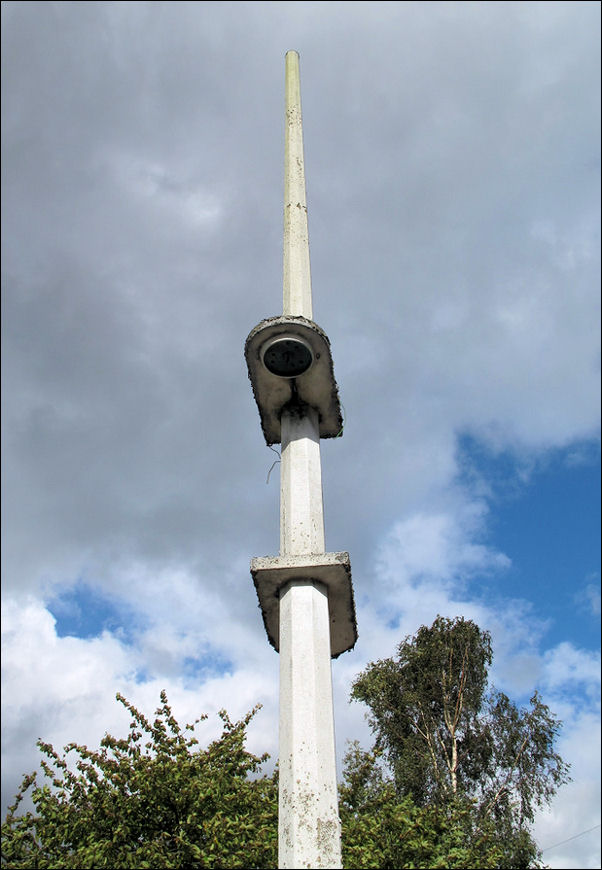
[
  {"x1": 541, "y1": 823, "x2": 600, "y2": 853},
  {"x1": 266, "y1": 404, "x2": 346, "y2": 481},
  {"x1": 266, "y1": 444, "x2": 281, "y2": 484}
]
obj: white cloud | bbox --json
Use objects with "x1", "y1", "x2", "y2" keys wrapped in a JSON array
[
  {"x1": 540, "y1": 643, "x2": 601, "y2": 709},
  {"x1": 376, "y1": 500, "x2": 511, "y2": 592},
  {"x1": 575, "y1": 577, "x2": 602, "y2": 617},
  {"x1": 534, "y1": 709, "x2": 601, "y2": 870},
  {"x1": 1, "y1": 594, "x2": 280, "y2": 812}
]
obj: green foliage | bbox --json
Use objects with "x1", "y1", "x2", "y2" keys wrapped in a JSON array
[
  {"x1": 351, "y1": 615, "x2": 570, "y2": 868},
  {"x1": 1, "y1": 691, "x2": 277, "y2": 869},
  {"x1": 339, "y1": 742, "x2": 504, "y2": 869}
]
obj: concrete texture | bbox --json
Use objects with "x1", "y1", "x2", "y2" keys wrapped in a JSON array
[
  {"x1": 278, "y1": 581, "x2": 342, "y2": 869},
  {"x1": 283, "y1": 50, "x2": 312, "y2": 319},
  {"x1": 280, "y1": 406, "x2": 325, "y2": 555},
  {"x1": 276, "y1": 400, "x2": 342, "y2": 867}
]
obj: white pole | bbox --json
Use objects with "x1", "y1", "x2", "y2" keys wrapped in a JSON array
[
  {"x1": 278, "y1": 51, "x2": 343, "y2": 869},
  {"x1": 283, "y1": 50, "x2": 313, "y2": 320}
]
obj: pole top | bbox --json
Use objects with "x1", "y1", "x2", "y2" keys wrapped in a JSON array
[{"x1": 283, "y1": 47, "x2": 312, "y2": 318}]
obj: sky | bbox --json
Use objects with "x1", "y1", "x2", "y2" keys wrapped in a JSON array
[{"x1": 1, "y1": 1, "x2": 600, "y2": 867}]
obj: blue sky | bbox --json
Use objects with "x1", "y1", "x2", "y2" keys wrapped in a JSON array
[
  {"x1": 49, "y1": 584, "x2": 140, "y2": 641},
  {"x1": 456, "y1": 438, "x2": 601, "y2": 652},
  {"x1": 2, "y1": 2, "x2": 600, "y2": 868}
]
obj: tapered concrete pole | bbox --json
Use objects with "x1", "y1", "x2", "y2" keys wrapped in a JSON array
[
  {"x1": 283, "y1": 50, "x2": 313, "y2": 320},
  {"x1": 278, "y1": 51, "x2": 343, "y2": 869},
  {"x1": 246, "y1": 49, "x2": 353, "y2": 869}
]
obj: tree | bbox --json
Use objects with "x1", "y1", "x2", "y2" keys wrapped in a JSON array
[
  {"x1": 338, "y1": 742, "x2": 505, "y2": 869},
  {"x1": 350, "y1": 615, "x2": 571, "y2": 868},
  {"x1": 1, "y1": 691, "x2": 278, "y2": 869}
]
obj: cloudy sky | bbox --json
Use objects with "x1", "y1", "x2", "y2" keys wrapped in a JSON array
[{"x1": 2, "y1": 1, "x2": 600, "y2": 866}]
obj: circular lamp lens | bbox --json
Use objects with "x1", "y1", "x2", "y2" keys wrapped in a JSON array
[{"x1": 262, "y1": 336, "x2": 313, "y2": 378}]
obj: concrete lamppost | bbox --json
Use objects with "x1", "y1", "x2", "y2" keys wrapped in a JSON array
[{"x1": 245, "y1": 52, "x2": 357, "y2": 869}]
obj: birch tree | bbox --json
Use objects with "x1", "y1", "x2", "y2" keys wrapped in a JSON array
[{"x1": 351, "y1": 616, "x2": 570, "y2": 868}]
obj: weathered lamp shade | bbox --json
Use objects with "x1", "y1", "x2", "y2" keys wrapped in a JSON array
[{"x1": 245, "y1": 315, "x2": 343, "y2": 445}]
